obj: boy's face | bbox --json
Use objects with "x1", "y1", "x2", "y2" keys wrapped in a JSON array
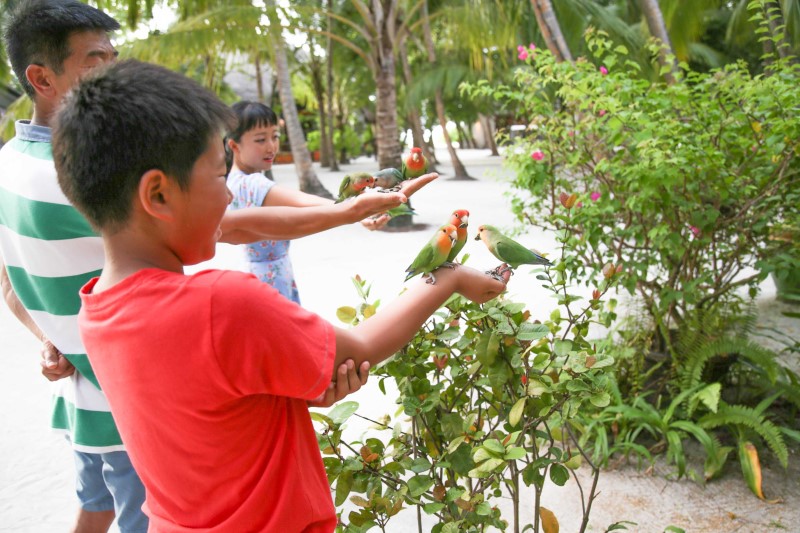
[
  {"x1": 171, "y1": 136, "x2": 232, "y2": 265},
  {"x1": 231, "y1": 123, "x2": 280, "y2": 174},
  {"x1": 48, "y1": 30, "x2": 118, "y2": 101}
]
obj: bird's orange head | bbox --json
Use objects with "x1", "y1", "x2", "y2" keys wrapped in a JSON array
[
  {"x1": 436, "y1": 223, "x2": 458, "y2": 251},
  {"x1": 407, "y1": 147, "x2": 424, "y2": 167},
  {"x1": 449, "y1": 209, "x2": 470, "y2": 229}
]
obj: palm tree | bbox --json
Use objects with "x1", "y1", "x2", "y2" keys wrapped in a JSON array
[
  {"x1": 530, "y1": 0, "x2": 572, "y2": 61},
  {"x1": 638, "y1": 0, "x2": 678, "y2": 83}
]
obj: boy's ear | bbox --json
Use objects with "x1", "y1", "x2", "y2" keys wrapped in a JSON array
[
  {"x1": 25, "y1": 64, "x2": 57, "y2": 100},
  {"x1": 138, "y1": 169, "x2": 176, "y2": 221}
]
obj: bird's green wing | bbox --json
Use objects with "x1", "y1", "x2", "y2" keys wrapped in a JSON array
[
  {"x1": 338, "y1": 175, "x2": 352, "y2": 197},
  {"x1": 495, "y1": 238, "x2": 532, "y2": 265}
]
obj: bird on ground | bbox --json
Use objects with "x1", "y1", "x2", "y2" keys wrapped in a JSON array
[
  {"x1": 401, "y1": 147, "x2": 428, "y2": 180},
  {"x1": 474, "y1": 224, "x2": 551, "y2": 279},
  {"x1": 404, "y1": 224, "x2": 458, "y2": 285},
  {"x1": 336, "y1": 172, "x2": 376, "y2": 203},
  {"x1": 445, "y1": 209, "x2": 469, "y2": 265}
]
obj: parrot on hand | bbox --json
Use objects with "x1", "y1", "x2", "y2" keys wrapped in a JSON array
[
  {"x1": 373, "y1": 167, "x2": 404, "y2": 190},
  {"x1": 404, "y1": 224, "x2": 458, "y2": 285},
  {"x1": 336, "y1": 172, "x2": 376, "y2": 203},
  {"x1": 474, "y1": 224, "x2": 551, "y2": 279},
  {"x1": 401, "y1": 147, "x2": 428, "y2": 180},
  {"x1": 444, "y1": 209, "x2": 469, "y2": 265},
  {"x1": 386, "y1": 203, "x2": 417, "y2": 219}
]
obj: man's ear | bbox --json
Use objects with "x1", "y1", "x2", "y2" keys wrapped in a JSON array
[
  {"x1": 25, "y1": 64, "x2": 58, "y2": 100},
  {"x1": 138, "y1": 169, "x2": 175, "y2": 221}
]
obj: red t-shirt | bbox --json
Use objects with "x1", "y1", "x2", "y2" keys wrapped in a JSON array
[{"x1": 79, "y1": 269, "x2": 337, "y2": 532}]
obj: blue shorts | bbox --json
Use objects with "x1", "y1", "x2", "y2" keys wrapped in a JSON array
[{"x1": 73, "y1": 450, "x2": 148, "y2": 533}]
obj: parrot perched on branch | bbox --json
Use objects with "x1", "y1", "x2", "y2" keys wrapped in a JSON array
[
  {"x1": 445, "y1": 209, "x2": 469, "y2": 265},
  {"x1": 474, "y1": 224, "x2": 551, "y2": 279},
  {"x1": 336, "y1": 172, "x2": 376, "y2": 203},
  {"x1": 404, "y1": 224, "x2": 458, "y2": 285},
  {"x1": 401, "y1": 147, "x2": 428, "y2": 180}
]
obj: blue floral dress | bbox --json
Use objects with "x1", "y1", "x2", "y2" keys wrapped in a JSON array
[{"x1": 226, "y1": 168, "x2": 301, "y2": 304}]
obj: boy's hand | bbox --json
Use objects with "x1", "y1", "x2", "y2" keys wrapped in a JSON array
[
  {"x1": 442, "y1": 263, "x2": 511, "y2": 304},
  {"x1": 40, "y1": 339, "x2": 75, "y2": 381},
  {"x1": 360, "y1": 213, "x2": 391, "y2": 231},
  {"x1": 307, "y1": 359, "x2": 370, "y2": 408}
]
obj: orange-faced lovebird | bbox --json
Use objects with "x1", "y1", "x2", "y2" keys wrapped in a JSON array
[
  {"x1": 474, "y1": 224, "x2": 551, "y2": 279},
  {"x1": 445, "y1": 209, "x2": 470, "y2": 265},
  {"x1": 404, "y1": 224, "x2": 458, "y2": 285},
  {"x1": 336, "y1": 172, "x2": 376, "y2": 203},
  {"x1": 401, "y1": 147, "x2": 428, "y2": 180}
]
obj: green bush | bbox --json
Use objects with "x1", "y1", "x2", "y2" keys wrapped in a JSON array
[{"x1": 314, "y1": 230, "x2": 626, "y2": 532}]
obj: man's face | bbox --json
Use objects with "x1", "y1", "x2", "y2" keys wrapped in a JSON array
[{"x1": 50, "y1": 29, "x2": 118, "y2": 98}]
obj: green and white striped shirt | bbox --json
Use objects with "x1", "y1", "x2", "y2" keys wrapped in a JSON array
[{"x1": 0, "y1": 121, "x2": 123, "y2": 452}]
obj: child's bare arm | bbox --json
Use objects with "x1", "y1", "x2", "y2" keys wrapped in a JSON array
[
  {"x1": 333, "y1": 265, "x2": 509, "y2": 374},
  {"x1": 218, "y1": 192, "x2": 407, "y2": 243}
]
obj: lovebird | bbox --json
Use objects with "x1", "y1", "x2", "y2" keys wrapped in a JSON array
[
  {"x1": 386, "y1": 202, "x2": 416, "y2": 219},
  {"x1": 373, "y1": 167, "x2": 404, "y2": 190},
  {"x1": 445, "y1": 209, "x2": 469, "y2": 264},
  {"x1": 474, "y1": 224, "x2": 551, "y2": 278},
  {"x1": 401, "y1": 147, "x2": 428, "y2": 180},
  {"x1": 336, "y1": 172, "x2": 376, "y2": 203},
  {"x1": 404, "y1": 224, "x2": 458, "y2": 285}
]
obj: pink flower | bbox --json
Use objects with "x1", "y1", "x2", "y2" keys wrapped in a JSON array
[
  {"x1": 568, "y1": 130, "x2": 575, "y2": 138},
  {"x1": 576, "y1": 201, "x2": 583, "y2": 208},
  {"x1": 598, "y1": 110, "x2": 607, "y2": 117},
  {"x1": 518, "y1": 50, "x2": 529, "y2": 60},
  {"x1": 689, "y1": 225, "x2": 701, "y2": 238},
  {"x1": 531, "y1": 150, "x2": 545, "y2": 161},
  {"x1": 600, "y1": 66, "x2": 608, "y2": 75},
  {"x1": 529, "y1": 43, "x2": 536, "y2": 51},
  {"x1": 517, "y1": 45, "x2": 525, "y2": 53},
  {"x1": 590, "y1": 191, "x2": 601, "y2": 202}
]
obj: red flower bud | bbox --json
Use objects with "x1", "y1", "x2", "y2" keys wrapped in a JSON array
[
  {"x1": 602, "y1": 262, "x2": 616, "y2": 279},
  {"x1": 559, "y1": 192, "x2": 578, "y2": 209},
  {"x1": 592, "y1": 289, "x2": 601, "y2": 300}
]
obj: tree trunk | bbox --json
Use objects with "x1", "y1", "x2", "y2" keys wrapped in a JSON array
[
  {"x1": 479, "y1": 113, "x2": 499, "y2": 156},
  {"x1": 268, "y1": 5, "x2": 332, "y2": 198},
  {"x1": 398, "y1": 43, "x2": 437, "y2": 173},
  {"x1": 325, "y1": 0, "x2": 339, "y2": 170},
  {"x1": 254, "y1": 50, "x2": 265, "y2": 102},
  {"x1": 374, "y1": 41, "x2": 402, "y2": 169},
  {"x1": 762, "y1": 1, "x2": 797, "y2": 63},
  {"x1": 422, "y1": 0, "x2": 471, "y2": 179},
  {"x1": 637, "y1": 0, "x2": 679, "y2": 84},
  {"x1": 530, "y1": 0, "x2": 573, "y2": 62}
]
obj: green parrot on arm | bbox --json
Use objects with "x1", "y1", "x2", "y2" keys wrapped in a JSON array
[
  {"x1": 474, "y1": 224, "x2": 551, "y2": 279},
  {"x1": 445, "y1": 209, "x2": 469, "y2": 265},
  {"x1": 373, "y1": 167, "x2": 404, "y2": 190},
  {"x1": 336, "y1": 172, "x2": 376, "y2": 203},
  {"x1": 404, "y1": 224, "x2": 458, "y2": 285}
]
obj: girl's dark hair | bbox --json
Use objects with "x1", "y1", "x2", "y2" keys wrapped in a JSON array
[
  {"x1": 2, "y1": 0, "x2": 120, "y2": 98},
  {"x1": 53, "y1": 59, "x2": 235, "y2": 232},
  {"x1": 225, "y1": 101, "x2": 279, "y2": 173}
]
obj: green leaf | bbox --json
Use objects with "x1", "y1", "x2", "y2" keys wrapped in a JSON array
[
  {"x1": 554, "y1": 339, "x2": 572, "y2": 356},
  {"x1": 409, "y1": 457, "x2": 432, "y2": 473},
  {"x1": 475, "y1": 502, "x2": 492, "y2": 515},
  {"x1": 549, "y1": 463, "x2": 570, "y2": 486},
  {"x1": 590, "y1": 391, "x2": 611, "y2": 407},
  {"x1": 336, "y1": 306, "x2": 357, "y2": 323},
  {"x1": 477, "y1": 331, "x2": 500, "y2": 366},
  {"x1": 327, "y1": 401, "x2": 359, "y2": 424},
  {"x1": 504, "y1": 447, "x2": 527, "y2": 460},
  {"x1": 423, "y1": 503, "x2": 445, "y2": 514},
  {"x1": 517, "y1": 323, "x2": 551, "y2": 341},
  {"x1": 335, "y1": 470, "x2": 353, "y2": 506},
  {"x1": 407, "y1": 474, "x2": 434, "y2": 497},
  {"x1": 509, "y1": 397, "x2": 526, "y2": 427},
  {"x1": 483, "y1": 439, "x2": 506, "y2": 455}
]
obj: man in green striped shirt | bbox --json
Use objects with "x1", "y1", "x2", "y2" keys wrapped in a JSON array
[{"x1": 0, "y1": 2, "x2": 145, "y2": 531}]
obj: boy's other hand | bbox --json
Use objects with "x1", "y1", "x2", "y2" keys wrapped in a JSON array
[
  {"x1": 360, "y1": 213, "x2": 391, "y2": 231},
  {"x1": 307, "y1": 359, "x2": 370, "y2": 408},
  {"x1": 398, "y1": 172, "x2": 438, "y2": 198},
  {"x1": 442, "y1": 263, "x2": 511, "y2": 304},
  {"x1": 40, "y1": 340, "x2": 75, "y2": 381}
]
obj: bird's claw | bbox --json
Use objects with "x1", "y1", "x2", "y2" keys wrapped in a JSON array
[
  {"x1": 441, "y1": 261, "x2": 459, "y2": 269},
  {"x1": 424, "y1": 273, "x2": 437, "y2": 285}
]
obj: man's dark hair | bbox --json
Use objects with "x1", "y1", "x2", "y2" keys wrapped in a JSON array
[
  {"x1": 227, "y1": 100, "x2": 279, "y2": 143},
  {"x1": 2, "y1": 0, "x2": 120, "y2": 98},
  {"x1": 53, "y1": 59, "x2": 235, "y2": 232}
]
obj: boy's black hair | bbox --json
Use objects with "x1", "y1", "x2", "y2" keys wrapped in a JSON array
[
  {"x1": 2, "y1": 0, "x2": 120, "y2": 98},
  {"x1": 227, "y1": 100, "x2": 279, "y2": 143},
  {"x1": 53, "y1": 59, "x2": 235, "y2": 232}
]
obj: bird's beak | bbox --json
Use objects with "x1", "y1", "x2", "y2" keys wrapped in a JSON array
[
  {"x1": 474, "y1": 233, "x2": 481, "y2": 241},
  {"x1": 460, "y1": 216, "x2": 469, "y2": 228}
]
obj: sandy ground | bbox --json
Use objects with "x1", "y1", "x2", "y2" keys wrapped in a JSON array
[{"x1": 1, "y1": 149, "x2": 798, "y2": 532}]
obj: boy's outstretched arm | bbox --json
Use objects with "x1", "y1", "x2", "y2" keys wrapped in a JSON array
[{"x1": 333, "y1": 265, "x2": 510, "y2": 374}]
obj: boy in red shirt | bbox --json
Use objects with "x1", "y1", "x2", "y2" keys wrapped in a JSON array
[{"x1": 53, "y1": 60, "x2": 509, "y2": 532}]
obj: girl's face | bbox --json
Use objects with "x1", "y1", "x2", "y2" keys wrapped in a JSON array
[{"x1": 229, "y1": 123, "x2": 280, "y2": 174}]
